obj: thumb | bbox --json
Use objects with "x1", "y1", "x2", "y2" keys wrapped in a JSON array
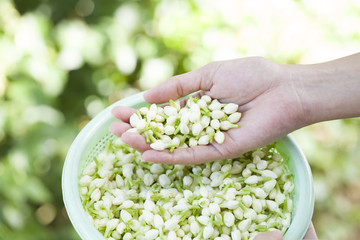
[
  {"x1": 254, "y1": 230, "x2": 283, "y2": 240},
  {"x1": 143, "y1": 63, "x2": 217, "y2": 104}
]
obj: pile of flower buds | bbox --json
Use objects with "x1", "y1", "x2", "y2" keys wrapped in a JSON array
[
  {"x1": 80, "y1": 138, "x2": 294, "y2": 240},
  {"x1": 127, "y1": 95, "x2": 241, "y2": 152}
]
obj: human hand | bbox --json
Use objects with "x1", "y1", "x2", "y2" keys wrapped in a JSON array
[
  {"x1": 254, "y1": 222, "x2": 318, "y2": 240},
  {"x1": 110, "y1": 57, "x2": 307, "y2": 164}
]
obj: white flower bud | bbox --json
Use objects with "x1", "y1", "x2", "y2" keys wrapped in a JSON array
[
  {"x1": 201, "y1": 207, "x2": 210, "y2": 216},
  {"x1": 211, "y1": 110, "x2": 225, "y2": 119},
  {"x1": 146, "y1": 104, "x2": 158, "y2": 120},
  {"x1": 211, "y1": 177, "x2": 223, "y2": 187},
  {"x1": 210, "y1": 119, "x2": 220, "y2": 129},
  {"x1": 197, "y1": 215, "x2": 209, "y2": 225},
  {"x1": 150, "y1": 140, "x2": 166, "y2": 151},
  {"x1": 136, "y1": 168, "x2": 145, "y2": 179},
  {"x1": 209, "y1": 100, "x2": 222, "y2": 110},
  {"x1": 116, "y1": 222, "x2": 126, "y2": 234},
  {"x1": 220, "y1": 121, "x2": 237, "y2": 130},
  {"x1": 242, "y1": 168, "x2": 252, "y2": 177},
  {"x1": 122, "y1": 233, "x2": 133, "y2": 240},
  {"x1": 231, "y1": 229, "x2": 241, "y2": 240},
  {"x1": 221, "y1": 200, "x2": 239, "y2": 209},
  {"x1": 244, "y1": 175, "x2": 259, "y2": 185},
  {"x1": 159, "y1": 174, "x2": 171, "y2": 188},
  {"x1": 238, "y1": 219, "x2": 251, "y2": 231},
  {"x1": 160, "y1": 135, "x2": 172, "y2": 143},
  {"x1": 129, "y1": 113, "x2": 140, "y2": 128},
  {"x1": 284, "y1": 181, "x2": 293, "y2": 193},
  {"x1": 228, "y1": 112, "x2": 241, "y2": 123},
  {"x1": 80, "y1": 187, "x2": 88, "y2": 195},
  {"x1": 192, "y1": 123, "x2": 203, "y2": 136},
  {"x1": 261, "y1": 170, "x2": 278, "y2": 179},
  {"x1": 189, "y1": 111, "x2": 201, "y2": 123},
  {"x1": 224, "y1": 212, "x2": 235, "y2": 227},
  {"x1": 196, "y1": 99, "x2": 207, "y2": 108},
  {"x1": 122, "y1": 164, "x2": 134, "y2": 178},
  {"x1": 164, "y1": 106, "x2": 178, "y2": 116},
  {"x1": 167, "y1": 231, "x2": 177, "y2": 240},
  {"x1": 145, "y1": 229, "x2": 159, "y2": 240},
  {"x1": 223, "y1": 103, "x2": 238, "y2": 114},
  {"x1": 155, "y1": 114, "x2": 165, "y2": 122},
  {"x1": 233, "y1": 208, "x2": 243, "y2": 219},
  {"x1": 164, "y1": 125, "x2": 175, "y2": 135},
  {"x1": 143, "y1": 173, "x2": 155, "y2": 186},
  {"x1": 141, "y1": 210, "x2": 154, "y2": 224},
  {"x1": 205, "y1": 127, "x2": 215, "y2": 135},
  {"x1": 139, "y1": 107, "x2": 148, "y2": 115},
  {"x1": 266, "y1": 200, "x2": 279, "y2": 212},
  {"x1": 242, "y1": 195, "x2": 252, "y2": 208},
  {"x1": 275, "y1": 192, "x2": 286, "y2": 205},
  {"x1": 166, "y1": 116, "x2": 177, "y2": 125},
  {"x1": 136, "y1": 119, "x2": 147, "y2": 130},
  {"x1": 120, "y1": 210, "x2": 132, "y2": 222},
  {"x1": 244, "y1": 208, "x2": 257, "y2": 220},
  {"x1": 83, "y1": 162, "x2": 96, "y2": 175},
  {"x1": 144, "y1": 199, "x2": 156, "y2": 211},
  {"x1": 263, "y1": 179, "x2": 277, "y2": 192},
  {"x1": 190, "y1": 221, "x2": 200, "y2": 235},
  {"x1": 203, "y1": 225, "x2": 214, "y2": 239},
  {"x1": 257, "y1": 160, "x2": 268, "y2": 170},
  {"x1": 103, "y1": 196, "x2": 113, "y2": 209},
  {"x1": 252, "y1": 198, "x2": 262, "y2": 213},
  {"x1": 198, "y1": 135, "x2": 210, "y2": 145},
  {"x1": 269, "y1": 188, "x2": 277, "y2": 199},
  {"x1": 91, "y1": 189, "x2": 101, "y2": 201},
  {"x1": 287, "y1": 198, "x2": 293, "y2": 212},
  {"x1": 199, "y1": 186, "x2": 209, "y2": 198},
  {"x1": 164, "y1": 216, "x2": 180, "y2": 231},
  {"x1": 210, "y1": 161, "x2": 220, "y2": 171},
  {"x1": 121, "y1": 200, "x2": 134, "y2": 208},
  {"x1": 214, "y1": 131, "x2": 225, "y2": 144},
  {"x1": 189, "y1": 138, "x2": 198, "y2": 147},
  {"x1": 80, "y1": 175, "x2": 92, "y2": 186},
  {"x1": 171, "y1": 136, "x2": 181, "y2": 147},
  {"x1": 180, "y1": 123, "x2": 190, "y2": 135},
  {"x1": 106, "y1": 218, "x2": 119, "y2": 232},
  {"x1": 253, "y1": 188, "x2": 267, "y2": 199},
  {"x1": 182, "y1": 175, "x2": 193, "y2": 186},
  {"x1": 201, "y1": 95, "x2": 212, "y2": 103},
  {"x1": 177, "y1": 229, "x2": 185, "y2": 238},
  {"x1": 209, "y1": 203, "x2": 221, "y2": 215},
  {"x1": 153, "y1": 214, "x2": 164, "y2": 228}
]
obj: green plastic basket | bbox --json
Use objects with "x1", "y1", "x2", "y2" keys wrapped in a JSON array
[{"x1": 62, "y1": 92, "x2": 314, "y2": 240}]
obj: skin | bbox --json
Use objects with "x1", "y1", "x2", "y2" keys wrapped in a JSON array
[
  {"x1": 110, "y1": 53, "x2": 360, "y2": 164},
  {"x1": 110, "y1": 53, "x2": 360, "y2": 239}
]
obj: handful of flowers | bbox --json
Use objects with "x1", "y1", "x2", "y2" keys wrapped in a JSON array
[{"x1": 127, "y1": 95, "x2": 241, "y2": 152}]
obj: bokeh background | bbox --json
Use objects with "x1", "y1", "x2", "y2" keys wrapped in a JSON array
[{"x1": 0, "y1": 0, "x2": 359, "y2": 239}]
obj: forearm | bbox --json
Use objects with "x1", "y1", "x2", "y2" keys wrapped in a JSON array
[{"x1": 285, "y1": 53, "x2": 360, "y2": 125}]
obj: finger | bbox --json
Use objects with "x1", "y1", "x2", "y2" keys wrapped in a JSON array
[
  {"x1": 254, "y1": 230, "x2": 283, "y2": 240},
  {"x1": 121, "y1": 132, "x2": 151, "y2": 153},
  {"x1": 141, "y1": 144, "x2": 224, "y2": 165},
  {"x1": 111, "y1": 106, "x2": 137, "y2": 122},
  {"x1": 303, "y1": 222, "x2": 318, "y2": 240},
  {"x1": 144, "y1": 64, "x2": 216, "y2": 104},
  {"x1": 109, "y1": 121, "x2": 131, "y2": 137}
]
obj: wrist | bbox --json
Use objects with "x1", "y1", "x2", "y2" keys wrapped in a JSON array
[{"x1": 283, "y1": 55, "x2": 360, "y2": 125}]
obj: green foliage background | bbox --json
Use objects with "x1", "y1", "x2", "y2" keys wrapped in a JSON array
[{"x1": 0, "y1": 0, "x2": 359, "y2": 239}]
